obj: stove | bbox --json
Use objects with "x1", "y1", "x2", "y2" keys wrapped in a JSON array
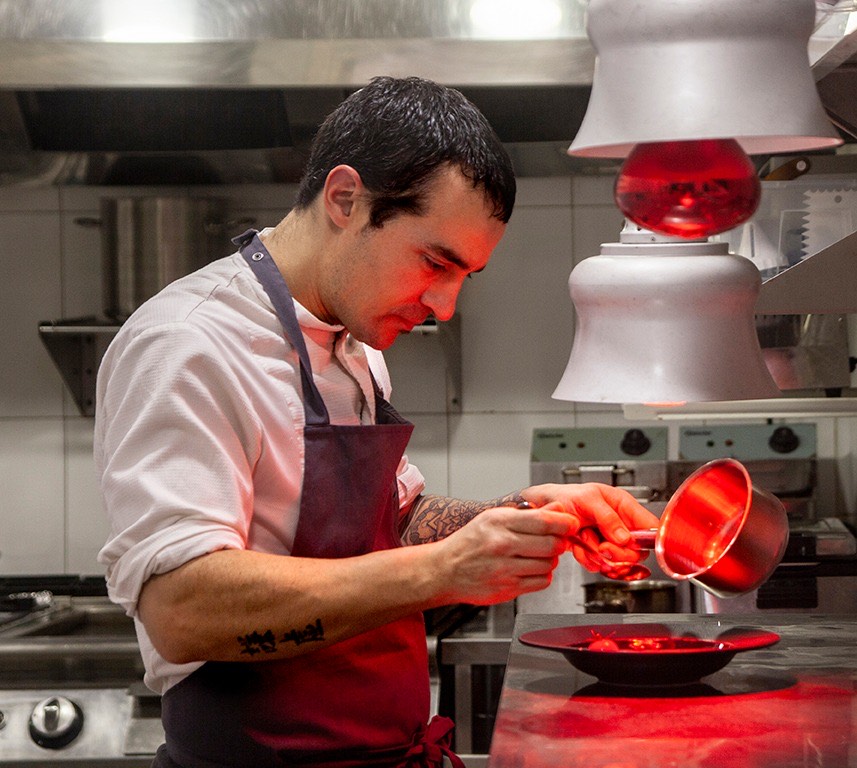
[{"x1": 0, "y1": 587, "x2": 161, "y2": 766}]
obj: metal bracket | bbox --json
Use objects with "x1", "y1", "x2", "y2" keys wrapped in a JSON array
[
  {"x1": 410, "y1": 314, "x2": 463, "y2": 413},
  {"x1": 38, "y1": 319, "x2": 119, "y2": 416}
]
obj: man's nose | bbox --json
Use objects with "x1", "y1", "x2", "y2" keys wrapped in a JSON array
[{"x1": 421, "y1": 279, "x2": 461, "y2": 322}]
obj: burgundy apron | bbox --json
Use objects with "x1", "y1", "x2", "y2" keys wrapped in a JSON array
[{"x1": 154, "y1": 232, "x2": 461, "y2": 768}]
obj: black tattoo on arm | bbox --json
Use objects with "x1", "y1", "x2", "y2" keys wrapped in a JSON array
[
  {"x1": 237, "y1": 618, "x2": 325, "y2": 655},
  {"x1": 237, "y1": 629, "x2": 278, "y2": 656},
  {"x1": 402, "y1": 491, "x2": 525, "y2": 545}
]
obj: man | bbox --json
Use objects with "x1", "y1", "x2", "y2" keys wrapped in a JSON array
[{"x1": 96, "y1": 76, "x2": 657, "y2": 768}]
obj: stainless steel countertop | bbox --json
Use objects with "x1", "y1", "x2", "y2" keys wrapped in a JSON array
[{"x1": 489, "y1": 613, "x2": 857, "y2": 768}]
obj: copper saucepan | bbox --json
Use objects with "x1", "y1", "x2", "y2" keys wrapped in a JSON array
[{"x1": 576, "y1": 458, "x2": 789, "y2": 598}]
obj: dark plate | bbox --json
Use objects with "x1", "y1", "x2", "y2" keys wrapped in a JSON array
[{"x1": 519, "y1": 623, "x2": 780, "y2": 686}]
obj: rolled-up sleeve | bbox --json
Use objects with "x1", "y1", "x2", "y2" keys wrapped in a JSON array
[
  {"x1": 395, "y1": 454, "x2": 426, "y2": 510},
  {"x1": 95, "y1": 323, "x2": 262, "y2": 617}
]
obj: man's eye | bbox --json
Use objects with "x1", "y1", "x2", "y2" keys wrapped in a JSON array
[{"x1": 423, "y1": 255, "x2": 446, "y2": 272}]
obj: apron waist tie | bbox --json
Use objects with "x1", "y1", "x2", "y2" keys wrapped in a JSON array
[{"x1": 403, "y1": 716, "x2": 465, "y2": 768}]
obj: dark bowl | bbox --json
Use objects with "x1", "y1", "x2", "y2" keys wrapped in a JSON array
[{"x1": 519, "y1": 623, "x2": 779, "y2": 687}]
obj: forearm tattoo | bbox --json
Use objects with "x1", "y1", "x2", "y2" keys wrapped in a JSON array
[
  {"x1": 237, "y1": 619, "x2": 325, "y2": 656},
  {"x1": 402, "y1": 491, "x2": 525, "y2": 545}
]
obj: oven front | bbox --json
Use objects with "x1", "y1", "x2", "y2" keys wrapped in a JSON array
[{"x1": 0, "y1": 587, "x2": 162, "y2": 766}]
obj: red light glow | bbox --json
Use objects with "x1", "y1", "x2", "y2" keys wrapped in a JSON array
[
  {"x1": 615, "y1": 139, "x2": 761, "y2": 239},
  {"x1": 492, "y1": 677, "x2": 852, "y2": 768}
]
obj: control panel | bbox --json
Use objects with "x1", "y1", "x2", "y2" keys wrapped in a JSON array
[
  {"x1": 678, "y1": 424, "x2": 817, "y2": 461},
  {"x1": 531, "y1": 427, "x2": 668, "y2": 463}
]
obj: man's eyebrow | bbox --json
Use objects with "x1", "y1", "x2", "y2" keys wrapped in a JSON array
[{"x1": 427, "y1": 244, "x2": 485, "y2": 274}]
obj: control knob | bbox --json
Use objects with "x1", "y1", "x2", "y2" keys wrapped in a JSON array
[
  {"x1": 620, "y1": 428, "x2": 652, "y2": 456},
  {"x1": 29, "y1": 696, "x2": 84, "y2": 749},
  {"x1": 769, "y1": 426, "x2": 800, "y2": 454}
]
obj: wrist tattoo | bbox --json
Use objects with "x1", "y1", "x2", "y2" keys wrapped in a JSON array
[
  {"x1": 237, "y1": 618, "x2": 325, "y2": 655},
  {"x1": 404, "y1": 491, "x2": 524, "y2": 544}
]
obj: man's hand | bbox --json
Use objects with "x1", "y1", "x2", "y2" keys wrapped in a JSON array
[
  {"x1": 519, "y1": 483, "x2": 660, "y2": 572},
  {"x1": 428, "y1": 504, "x2": 576, "y2": 605}
]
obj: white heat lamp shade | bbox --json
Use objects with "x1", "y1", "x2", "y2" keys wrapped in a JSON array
[
  {"x1": 569, "y1": 0, "x2": 842, "y2": 158},
  {"x1": 553, "y1": 242, "x2": 781, "y2": 404}
]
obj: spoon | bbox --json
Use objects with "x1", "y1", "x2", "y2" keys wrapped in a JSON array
[{"x1": 568, "y1": 529, "x2": 655, "y2": 581}]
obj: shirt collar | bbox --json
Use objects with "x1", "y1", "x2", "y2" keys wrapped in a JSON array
[{"x1": 293, "y1": 299, "x2": 345, "y2": 334}]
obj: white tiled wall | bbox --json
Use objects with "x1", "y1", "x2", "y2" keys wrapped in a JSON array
[
  {"x1": 0, "y1": 183, "x2": 295, "y2": 575},
  {"x1": 1, "y1": 177, "x2": 856, "y2": 576}
]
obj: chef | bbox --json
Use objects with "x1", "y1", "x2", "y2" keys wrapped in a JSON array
[{"x1": 95, "y1": 76, "x2": 657, "y2": 768}]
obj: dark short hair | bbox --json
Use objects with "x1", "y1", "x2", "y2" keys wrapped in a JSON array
[{"x1": 294, "y1": 76, "x2": 516, "y2": 226}]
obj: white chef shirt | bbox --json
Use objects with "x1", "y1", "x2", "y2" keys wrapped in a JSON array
[{"x1": 94, "y1": 243, "x2": 426, "y2": 694}]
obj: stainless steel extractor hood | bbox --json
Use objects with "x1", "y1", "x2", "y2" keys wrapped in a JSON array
[
  {"x1": 0, "y1": 0, "x2": 856, "y2": 183},
  {"x1": 0, "y1": 0, "x2": 609, "y2": 183}
]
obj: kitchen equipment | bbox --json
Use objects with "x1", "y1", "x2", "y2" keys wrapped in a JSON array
[
  {"x1": 582, "y1": 581, "x2": 676, "y2": 614},
  {"x1": 672, "y1": 424, "x2": 857, "y2": 614},
  {"x1": 570, "y1": 458, "x2": 788, "y2": 596},
  {"x1": 648, "y1": 458, "x2": 789, "y2": 597},
  {"x1": 802, "y1": 184, "x2": 857, "y2": 257},
  {"x1": 518, "y1": 623, "x2": 780, "y2": 687},
  {"x1": 761, "y1": 155, "x2": 811, "y2": 181},
  {"x1": 76, "y1": 196, "x2": 252, "y2": 321},
  {"x1": 569, "y1": 0, "x2": 839, "y2": 159},
  {"x1": 520, "y1": 426, "x2": 696, "y2": 616},
  {"x1": 442, "y1": 423, "x2": 854, "y2": 766},
  {"x1": 552, "y1": 234, "x2": 782, "y2": 403},
  {"x1": 0, "y1": 0, "x2": 854, "y2": 185},
  {"x1": 525, "y1": 423, "x2": 857, "y2": 616},
  {"x1": 0, "y1": 580, "x2": 443, "y2": 766},
  {"x1": 0, "y1": 581, "x2": 155, "y2": 766},
  {"x1": 553, "y1": 0, "x2": 841, "y2": 405},
  {"x1": 0, "y1": 590, "x2": 53, "y2": 612}
]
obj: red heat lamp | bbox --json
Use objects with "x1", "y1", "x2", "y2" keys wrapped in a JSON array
[
  {"x1": 552, "y1": 0, "x2": 842, "y2": 405},
  {"x1": 615, "y1": 139, "x2": 761, "y2": 240}
]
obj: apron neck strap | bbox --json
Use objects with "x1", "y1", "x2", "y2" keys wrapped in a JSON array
[{"x1": 234, "y1": 230, "x2": 330, "y2": 426}]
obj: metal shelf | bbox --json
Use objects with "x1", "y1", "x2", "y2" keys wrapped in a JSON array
[
  {"x1": 38, "y1": 318, "x2": 119, "y2": 417},
  {"x1": 623, "y1": 397, "x2": 857, "y2": 420},
  {"x1": 408, "y1": 314, "x2": 463, "y2": 412},
  {"x1": 39, "y1": 314, "x2": 463, "y2": 417}
]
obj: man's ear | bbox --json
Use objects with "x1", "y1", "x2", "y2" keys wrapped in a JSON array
[{"x1": 323, "y1": 165, "x2": 364, "y2": 229}]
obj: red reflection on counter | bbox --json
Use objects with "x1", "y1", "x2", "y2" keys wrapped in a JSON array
[
  {"x1": 615, "y1": 139, "x2": 761, "y2": 239},
  {"x1": 491, "y1": 676, "x2": 852, "y2": 768}
]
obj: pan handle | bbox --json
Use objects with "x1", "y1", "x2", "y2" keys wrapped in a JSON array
[{"x1": 629, "y1": 528, "x2": 659, "y2": 549}]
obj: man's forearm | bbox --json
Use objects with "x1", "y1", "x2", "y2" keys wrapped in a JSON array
[
  {"x1": 402, "y1": 491, "x2": 525, "y2": 544},
  {"x1": 138, "y1": 545, "x2": 449, "y2": 665},
  {"x1": 139, "y1": 496, "x2": 582, "y2": 665}
]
